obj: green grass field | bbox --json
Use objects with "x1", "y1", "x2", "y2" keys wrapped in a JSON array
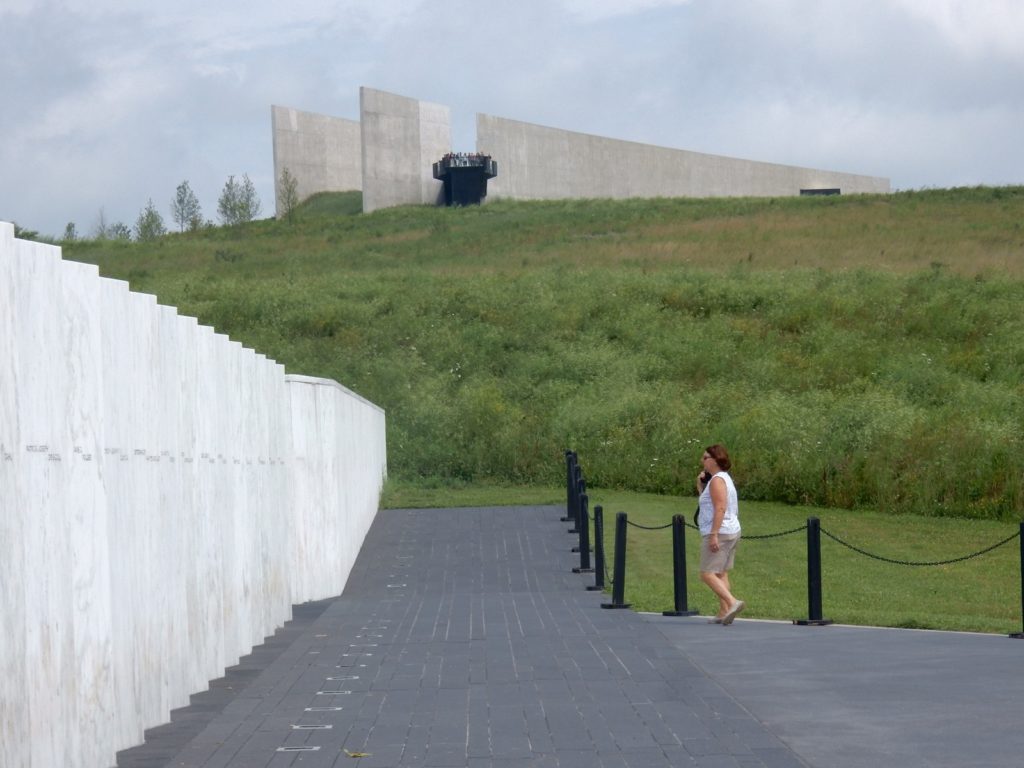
[
  {"x1": 64, "y1": 187, "x2": 1024, "y2": 520},
  {"x1": 61, "y1": 187, "x2": 1024, "y2": 633},
  {"x1": 381, "y1": 480, "x2": 1023, "y2": 635}
]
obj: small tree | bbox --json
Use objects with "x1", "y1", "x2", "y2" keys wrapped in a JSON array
[
  {"x1": 218, "y1": 173, "x2": 261, "y2": 226},
  {"x1": 109, "y1": 222, "x2": 132, "y2": 241},
  {"x1": 135, "y1": 199, "x2": 167, "y2": 241},
  {"x1": 61, "y1": 222, "x2": 78, "y2": 242},
  {"x1": 217, "y1": 175, "x2": 240, "y2": 225},
  {"x1": 171, "y1": 180, "x2": 202, "y2": 232},
  {"x1": 238, "y1": 173, "x2": 262, "y2": 222},
  {"x1": 93, "y1": 208, "x2": 110, "y2": 240},
  {"x1": 13, "y1": 222, "x2": 41, "y2": 241},
  {"x1": 277, "y1": 166, "x2": 300, "y2": 223}
]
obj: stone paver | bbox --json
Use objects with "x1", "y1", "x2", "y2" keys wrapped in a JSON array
[
  {"x1": 121, "y1": 504, "x2": 1024, "y2": 768},
  {"x1": 120, "y1": 506, "x2": 807, "y2": 767},
  {"x1": 647, "y1": 614, "x2": 1024, "y2": 768}
]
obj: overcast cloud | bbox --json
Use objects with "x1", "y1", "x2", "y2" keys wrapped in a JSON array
[{"x1": 2, "y1": 0, "x2": 1022, "y2": 237}]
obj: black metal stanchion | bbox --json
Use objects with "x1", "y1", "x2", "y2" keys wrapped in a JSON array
[
  {"x1": 601, "y1": 512, "x2": 631, "y2": 609},
  {"x1": 1011, "y1": 522, "x2": 1024, "y2": 639},
  {"x1": 561, "y1": 451, "x2": 577, "y2": 522},
  {"x1": 587, "y1": 505, "x2": 605, "y2": 591},
  {"x1": 573, "y1": 493, "x2": 593, "y2": 574},
  {"x1": 568, "y1": 472, "x2": 584, "y2": 534},
  {"x1": 663, "y1": 514, "x2": 698, "y2": 616},
  {"x1": 795, "y1": 516, "x2": 833, "y2": 626}
]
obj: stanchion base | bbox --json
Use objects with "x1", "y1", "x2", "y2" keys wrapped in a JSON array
[
  {"x1": 570, "y1": 546, "x2": 594, "y2": 553},
  {"x1": 662, "y1": 610, "x2": 699, "y2": 617},
  {"x1": 567, "y1": 528, "x2": 579, "y2": 534},
  {"x1": 586, "y1": 585, "x2": 604, "y2": 591},
  {"x1": 1010, "y1": 633, "x2": 1024, "y2": 639},
  {"x1": 793, "y1": 618, "x2": 834, "y2": 626},
  {"x1": 572, "y1": 567, "x2": 594, "y2": 574},
  {"x1": 601, "y1": 602, "x2": 632, "y2": 609},
  {"x1": 560, "y1": 516, "x2": 573, "y2": 522}
]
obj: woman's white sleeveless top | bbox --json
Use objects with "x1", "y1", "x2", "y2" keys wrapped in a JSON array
[{"x1": 698, "y1": 471, "x2": 740, "y2": 536}]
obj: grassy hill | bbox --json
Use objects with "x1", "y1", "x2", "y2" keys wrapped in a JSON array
[{"x1": 63, "y1": 187, "x2": 1024, "y2": 520}]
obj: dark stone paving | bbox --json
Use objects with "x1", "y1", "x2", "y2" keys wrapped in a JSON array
[
  {"x1": 120, "y1": 506, "x2": 808, "y2": 767},
  {"x1": 648, "y1": 615, "x2": 1024, "y2": 768}
]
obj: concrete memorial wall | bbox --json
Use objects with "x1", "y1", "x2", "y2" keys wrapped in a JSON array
[
  {"x1": 273, "y1": 87, "x2": 890, "y2": 215},
  {"x1": 359, "y1": 87, "x2": 451, "y2": 213},
  {"x1": 0, "y1": 222, "x2": 387, "y2": 768},
  {"x1": 476, "y1": 114, "x2": 891, "y2": 199},
  {"x1": 270, "y1": 104, "x2": 363, "y2": 215}
]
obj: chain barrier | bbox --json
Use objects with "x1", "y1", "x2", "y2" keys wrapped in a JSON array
[
  {"x1": 744, "y1": 524, "x2": 808, "y2": 540},
  {"x1": 625, "y1": 520, "x2": 673, "y2": 531},
  {"x1": 566, "y1": 452, "x2": 1024, "y2": 634},
  {"x1": 820, "y1": 526, "x2": 1021, "y2": 567},
  {"x1": 683, "y1": 517, "x2": 805, "y2": 539},
  {"x1": 585, "y1": 496, "x2": 1012, "y2": 566}
]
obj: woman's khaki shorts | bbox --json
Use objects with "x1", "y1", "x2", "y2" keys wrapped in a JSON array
[{"x1": 700, "y1": 533, "x2": 740, "y2": 573}]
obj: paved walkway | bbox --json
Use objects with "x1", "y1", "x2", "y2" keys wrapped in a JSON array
[{"x1": 117, "y1": 506, "x2": 1024, "y2": 767}]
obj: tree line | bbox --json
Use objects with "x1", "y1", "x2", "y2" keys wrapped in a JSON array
[
  {"x1": 11, "y1": 167, "x2": 305, "y2": 245},
  {"x1": 48, "y1": 174, "x2": 264, "y2": 245}
]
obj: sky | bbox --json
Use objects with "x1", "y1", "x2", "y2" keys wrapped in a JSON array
[{"x1": 2, "y1": 0, "x2": 1022, "y2": 237}]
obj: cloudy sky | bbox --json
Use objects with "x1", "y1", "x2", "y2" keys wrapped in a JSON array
[{"x1": 2, "y1": 0, "x2": 1022, "y2": 237}]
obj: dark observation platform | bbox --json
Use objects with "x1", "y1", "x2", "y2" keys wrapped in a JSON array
[{"x1": 433, "y1": 152, "x2": 497, "y2": 206}]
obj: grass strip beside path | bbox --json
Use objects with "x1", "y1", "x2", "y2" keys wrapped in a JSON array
[{"x1": 381, "y1": 481, "x2": 1023, "y2": 635}]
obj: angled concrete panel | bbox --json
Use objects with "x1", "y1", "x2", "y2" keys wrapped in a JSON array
[
  {"x1": 270, "y1": 104, "x2": 362, "y2": 215},
  {"x1": 360, "y1": 87, "x2": 450, "y2": 213},
  {"x1": 477, "y1": 114, "x2": 890, "y2": 199}
]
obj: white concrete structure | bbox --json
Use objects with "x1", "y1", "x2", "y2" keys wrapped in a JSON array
[
  {"x1": 0, "y1": 222, "x2": 387, "y2": 768},
  {"x1": 270, "y1": 87, "x2": 889, "y2": 214},
  {"x1": 270, "y1": 105, "x2": 362, "y2": 216},
  {"x1": 359, "y1": 87, "x2": 451, "y2": 213},
  {"x1": 477, "y1": 114, "x2": 890, "y2": 199}
]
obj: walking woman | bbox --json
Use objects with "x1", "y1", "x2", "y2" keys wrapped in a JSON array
[{"x1": 697, "y1": 444, "x2": 745, "y2": 625}]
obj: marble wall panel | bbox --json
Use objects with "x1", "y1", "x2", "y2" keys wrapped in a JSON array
[
  {"x1": 62, "y1": 260, "x2": 117, "y2": 768},
  {"x1": 0, "y1": 222, "x2": 29, "y2": 768},
  {"x1": 286, "y1": 375, "x2": 387, "y2": 601},
  {"x1": 156, "y1": 304, "x2": 189, "y2": 715},
  {"x1": 1, "y1": 226, "x2": 386, "y2": 768},
  {"x1": 285, "y1": 372, "x2": 317, "y2": 600},
  {"x1": 15, "y1": 239, "x2": 80, "y2": 766},
  {"x1": 173, "y1": 313, "x2": 204, "y2": 696},
  {"x1": 269, "y1": 362, "x2": 292, "y2": 621},
  {"x1": 125, "y1": 290, "x2": 163, "y2": 733},
  {"x1": 193, "y1": 324, "x2": 228, "y2": 681},
  {"x1": 220, "y1": 337, "x2": 255, "y2": 663},
  {"x1": 99, "y1": 277, "x2": 145, "y2": 752},
  {"x1": 237, "y1": 344, "x2": 264, "y2": 650}
]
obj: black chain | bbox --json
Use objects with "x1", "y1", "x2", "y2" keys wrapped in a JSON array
[
  {"x1": 820, "y1": 527, "x2": 1021, "y2": 566},
  {"x1": 625, "y1": 520, "x2": 673, "y2": 531},
  {"x1": 683, "y1": 519, "x2": 805, "y2": 539},
  {"x1": 744, "y1": 524, "x2": 808, "y2": 540}
]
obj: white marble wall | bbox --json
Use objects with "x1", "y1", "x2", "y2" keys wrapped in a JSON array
[{"x1": 0, "y1": 222, "x2": 387, "y2": 768}]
